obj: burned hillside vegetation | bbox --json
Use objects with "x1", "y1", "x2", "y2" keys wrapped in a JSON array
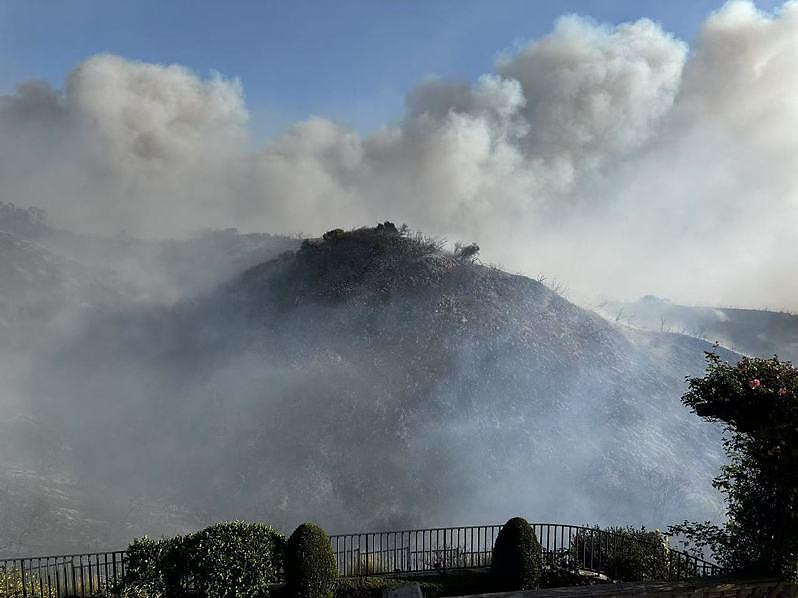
[{"x1": 7, "y1": 223, "x2": 729, "y2": 553}]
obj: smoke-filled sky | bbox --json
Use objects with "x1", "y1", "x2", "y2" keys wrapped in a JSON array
[{"x1": 1, "y1": 0, "x2": 797, "y2": 310}]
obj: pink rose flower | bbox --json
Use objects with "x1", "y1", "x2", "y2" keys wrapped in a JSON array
[
  {"x1": 778, "y1": 388, "x2": 788, "y2": 397},
  {"x1": 749, "y1": 379, "x2": 762, "y2": 389}
]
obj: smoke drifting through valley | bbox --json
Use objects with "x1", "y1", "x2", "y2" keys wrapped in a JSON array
[
  {"x1": 2, "y1": 1, "x2": 798, "y2": 309},
  {"x1": 0, "y1": 221, "x2": 730, "y2": 555},
  {"x1": 0, "y1": 1, "x2": 795, "y2": 554}
]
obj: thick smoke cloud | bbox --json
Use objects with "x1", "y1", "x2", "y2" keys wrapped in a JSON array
[
  {"x1": 4, "y1": 1, "x2": 794, "y2": 553},
  {"x1": 0, "y1": 55, "x2": 248, "y2": 237},
  {"x1": 2, "y1": 1, "x2": 797, "y2": 308}
]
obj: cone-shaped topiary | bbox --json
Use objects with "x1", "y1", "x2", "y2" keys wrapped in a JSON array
[
  {"x1": 490, "y1": 517, "x2": 542, "y2": 591},
  {"x1": 285, "y1": 522, "x2": 338, "y2": 598}
]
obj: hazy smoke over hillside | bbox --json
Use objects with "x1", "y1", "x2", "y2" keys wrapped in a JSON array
[
  {"x1": 5, "y1": 1, "x2": 797, "y2": 556},
  {"x1": 2, "y1": 1, "x2": 797, "y2": 309}
]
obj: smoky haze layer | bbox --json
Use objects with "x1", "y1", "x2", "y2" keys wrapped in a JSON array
[
  {"x1": 599, "y1": 296, "x2": 798, "y2": 363},
  {"x1": 0, "y1": 205, "x2": 298, "y2": 555},
  {"x1": 2, "y1": 0, "x2": 797, "y2": 556},
  {"x1": 6, "y1": 225, "x2": 731, "y2": 554},
  {"x1": 2, "y1": 1, "x2": 798, "y2": 309}
]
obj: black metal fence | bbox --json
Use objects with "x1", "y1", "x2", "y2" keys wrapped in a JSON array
[
  {"x1": 329, "y1": 523, "x2": 723, "y2": 580},
  {"x1": 1, "y1": 552, "x2": 126, "y2": 597},
  {"x1": 329, "y1": 525, "x2": 502, "y2": 576},
  {"x1": 1, "y1": 523, "x2": 722, "y2": 596},
  {"x1": 532, "y1": 523, "x2": 722, "y2": 579}
]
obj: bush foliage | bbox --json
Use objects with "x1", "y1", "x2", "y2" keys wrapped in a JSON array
[
  {"x1": 0, "y1": 565, "x2": 47, "y2": 598},
  {"x1": 284, "y1": 523, "x2": 338, "y2": 598},
  {"x1": 670, "y1": 353, "x2": 798, "y2": 580},
  {"x1": 490, "y1": 517, "x2": 542, "y2": 591},
  {"x1": 569, "y1": 526, "x2": 670, "y2": 581},
  {"x1": 122, "y1": 520, "x2": 285, "y2": 598},
  {"x1": 264, "y1": 222, "x2": 455, "y2": 306}
]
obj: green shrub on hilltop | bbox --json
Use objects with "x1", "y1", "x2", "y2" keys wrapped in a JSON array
[
  {"x1": 266, "y1": 222, "x2": 449, "y2": 305},
  {"x1": 122, "y1": 520, "x2": 285, "y2": 598},
  {"x1": 490, "y1": 517, "x2": 542, "y2": 591},
  {"x1": 285, "y1": 523, "x2": 338, "y2": 598}
]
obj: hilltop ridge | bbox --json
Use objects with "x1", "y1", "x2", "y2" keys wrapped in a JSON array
[
  {"x1": 2, "y1": 222, "x2": 735, "y2": 554},
  {"x1": 599, "y1": 296, "x2": 798, "y2": 362}
]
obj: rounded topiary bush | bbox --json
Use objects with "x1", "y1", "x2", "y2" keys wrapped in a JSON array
[
  {"x1": 285, "y1": 522, "x2": 338, "y2": 598},
  {"x1": 122, "y1": 521, "x2": 285, "y2": 598},
  {"x1": 189, "y1": 520, "x2": 286, "y2": 597},
  {"x1": 490, "y1": 517, "x2": 542, "y2": 591}
]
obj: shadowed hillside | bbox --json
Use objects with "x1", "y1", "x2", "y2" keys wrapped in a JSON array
[
  {"x1": 4, "y1": 224, "x2": 735, "y2": 554},
  {"x1": 0, "y1": 205, "x2": 298, "y2": 555}
]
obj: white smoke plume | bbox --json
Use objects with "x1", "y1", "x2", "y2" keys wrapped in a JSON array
[
  {"x1": 2, "y1": 1, "x2": 797, "y2": 309},
  {"x1": 0, "y1": 55, "x2": 248, "y2": 237}
]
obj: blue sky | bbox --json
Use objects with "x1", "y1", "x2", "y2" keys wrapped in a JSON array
[{"x1": 0, "y1": 0, "x2": 784, "y2": 139}]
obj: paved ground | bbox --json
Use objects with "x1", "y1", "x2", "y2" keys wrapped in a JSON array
[{"x1": 453, "y1": 578, "x2": 798, "y2": 597}]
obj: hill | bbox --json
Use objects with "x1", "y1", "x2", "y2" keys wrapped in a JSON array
[
  {"x1": 6, "y1": 224, "x2": 735, "y2": 554},
  {"x1": 598, "y1": 296, "x2": 798, "y2": 363},
  {"x1": 0, "y1": 206, "x2": 298, "y2": 555}
]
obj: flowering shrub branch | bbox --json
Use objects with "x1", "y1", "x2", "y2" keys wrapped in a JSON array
[{"x1": 670, "y1": 352, "x2": 798, "y2": 579}]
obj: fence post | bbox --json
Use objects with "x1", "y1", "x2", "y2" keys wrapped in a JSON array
[{"x1": 443, "y1": 530, "x2": 447, "y2": 571}]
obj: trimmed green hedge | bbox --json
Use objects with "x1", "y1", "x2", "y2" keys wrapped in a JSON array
[
  {"x1": 122, "y1": 520, "x2": 285, "y2": 598},
  {"x1": 285, "y1": 523, "x2": 338, "y2": 598},
  {"x1": 490, "y1": 517, "x2": 542, "y2": 591},
  {"x1": 570, "y1": 526, "x2": 670, "y2": 581}
]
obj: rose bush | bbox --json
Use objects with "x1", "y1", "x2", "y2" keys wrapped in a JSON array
[{"x1": 670, "y1": 352, "x2": 798, "y2": 579}]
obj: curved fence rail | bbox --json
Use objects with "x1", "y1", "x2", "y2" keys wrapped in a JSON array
[
  {"x1": 532, "y1": 523, "x2": 722, "y2": 580},
  {"x1": 329, "y1": 525, "x2": 502, "y2": 577},
  {"x1": 1, "y1": 523, "x2": 721, "y2": 596},
  {"x1": 328, "y1": 523, "x2": 723, "y2": 580}
]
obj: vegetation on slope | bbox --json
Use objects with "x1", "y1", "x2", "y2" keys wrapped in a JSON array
[{"x1": 8, "y1": 222, "x2": 734, "y2": 551}]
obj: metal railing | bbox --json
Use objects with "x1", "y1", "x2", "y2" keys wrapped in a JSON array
[
  {"x1": 1, "y1": 552, "x2": 126, "y2": 597},
  {"x1": 329, "y1": 523, "x2": 723, "y2": 580},
  {"x1": 1, "y1": 522, "x2": 722, "y2": 596},
  {"x1": 329, "y1": 525, "x2": 502, "y2": 576},
  {"x1": 531, "y1": 523, "x2": 723, "y2": 580}
]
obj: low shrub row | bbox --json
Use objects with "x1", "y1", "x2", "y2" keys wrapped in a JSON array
[
  {"x1": 114, "y1": 517, "x2": 673, "y2": 598},
  {"x1": 120, "y1": 521, "x2": 338, "y2": 598}
]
